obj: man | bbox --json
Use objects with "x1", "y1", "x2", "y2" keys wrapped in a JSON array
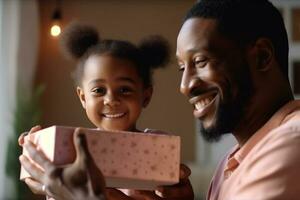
[
  {"x1": 177, "y1": 0, "x2": 300, "y2": 199},
  {"x1": 20, "y1": 0, "x2": 300, "y2": 199}
]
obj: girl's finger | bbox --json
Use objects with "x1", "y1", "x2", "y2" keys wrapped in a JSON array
[
  {"x1": 23, "y1": 140, "x2": 55, "y2": 174},
  {"x1": 155, "y1": 178, "x2": 194, "y2": 199},
  {"x1": 24, "y1": 178, "x2": 46, "y2": 195},
  {"x1": 105, "y1": 188, "x2": 134, "y2": 200},
  {"x1": 19, "y1": 155, "x2": 45, "y2": 182},
  {"x1": 19, "y1": 125, "x2": 42, "y2": 146},
  {"x1": 27, "y1": 125, "x2": 42, "y2": 141},
  {"x1": 29, "y1": 125, "x2": 42, "y2": 133},
  {"x1": 179, "y1": 164, "x2": 191, "y2": 179},
  {"x1": 18, "y1": 132, "x2": 28, "y2": 146},
  {"x1": 129, "y1": 190, "x2": 162, "y2": 200}
]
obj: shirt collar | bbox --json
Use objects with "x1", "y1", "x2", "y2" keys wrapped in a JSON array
[{"x1": 225, "y1": 100, "x2": 300, "y2": 174}]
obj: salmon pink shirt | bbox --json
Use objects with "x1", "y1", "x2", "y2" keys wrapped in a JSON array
[{"x1": 207, "y1": 100, "x2": 300, "y2": 200}]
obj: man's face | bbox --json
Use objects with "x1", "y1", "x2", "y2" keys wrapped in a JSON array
[{"x1": 176, "y1": 18, "x2": 253, "y2": 142}]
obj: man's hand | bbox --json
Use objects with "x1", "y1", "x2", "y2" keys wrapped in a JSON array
[{"x1": 19, "y1": 128, "x2": 106, "y2": 200}]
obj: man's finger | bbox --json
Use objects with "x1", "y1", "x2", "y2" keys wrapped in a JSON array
[
  {"x1": 62, "y1": 129, "x2": 89, "y2": 186},
  {"x1": 73, "y1": 128, "x2": 90, "y2": 166},
  {"x1": 62, "y1": 129, "x2": 91, "y2": 194},
  {"x1": 70, "y1": 129, "x2": 105, "y2": 195}
]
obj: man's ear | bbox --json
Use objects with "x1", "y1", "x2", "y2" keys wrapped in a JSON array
[
  {"x1": 251, "y1": 38, "x2": 274, "y2": 72},
  {"x1": 76, "y1": 87, "x2": 86, "y2": 109},
  {"x1": 143, "y1": 86, "x2": 153, "y2": 108}
]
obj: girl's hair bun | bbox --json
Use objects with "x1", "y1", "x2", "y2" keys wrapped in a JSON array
[
  {"x1": 139, "y1": 35, "x2": 170, "y2": 69},
  {"x1": 60, "y1": 22, "x2": 100, "y2": 59}
]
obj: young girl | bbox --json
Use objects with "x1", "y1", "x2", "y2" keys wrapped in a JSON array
[
  {"x1": 63, "y1": 22, "x2": 170, "y2": 198},
  {"x1": 61, "y1": 23, "x2": 170, "y2": 133},
  {"x1": 19, "y1": 23, "x2": 194, "y2": 200}
]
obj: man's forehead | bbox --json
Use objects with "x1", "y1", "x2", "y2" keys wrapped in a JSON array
[
  {"x1": 176, "y1": 18, "x2": 219, "y2": 53},
  {"x1": 179, "y1": 18, "x2": 218, "y2": 36}
]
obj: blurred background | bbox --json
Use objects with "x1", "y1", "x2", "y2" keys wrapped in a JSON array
[{"x1": 0, "y1": 0, "x2": 299, "y2": 199}]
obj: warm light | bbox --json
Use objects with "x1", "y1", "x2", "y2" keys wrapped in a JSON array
[{"x1": 51, "y1": 24, "x2": 61, "y2": 37}]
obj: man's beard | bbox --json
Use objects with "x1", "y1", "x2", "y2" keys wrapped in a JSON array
[{"x1": 199, "y1": 65, "x2": 254, "y2": 142}]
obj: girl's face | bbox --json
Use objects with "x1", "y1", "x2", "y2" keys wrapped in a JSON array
[{"x1": 77, "y1": 55, "x2": 152, "y2": 131}]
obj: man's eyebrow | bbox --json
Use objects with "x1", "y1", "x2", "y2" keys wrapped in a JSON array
[
  {"x1": 176, "y1": 48, "x2": 201, "y2": 61},
  {"x1": 176, "y1": 45, "x2": 211, "y2": 60}
]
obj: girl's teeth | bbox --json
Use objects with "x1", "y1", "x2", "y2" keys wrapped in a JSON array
[{"x1": 104, "y1": 113, "x2": 124, "y2": 118}]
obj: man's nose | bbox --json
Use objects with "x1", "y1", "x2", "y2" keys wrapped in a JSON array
[
  {"x1": 180, "y1": 67, "x2": 195, "y2": 97},
  {"x1": 103, "y1": 92, "x2": 121, "y2": 107}
]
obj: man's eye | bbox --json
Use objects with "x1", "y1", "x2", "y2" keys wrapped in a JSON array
[
  {"x1": 178, "y1": 63, "x2": 185, "y2": 71},
  {"x1": 194, "y1": 59, "x2": 206, "y2": 68},
  {"x1": 92, "y1": 87, "x2": 106, "y2": 95}
]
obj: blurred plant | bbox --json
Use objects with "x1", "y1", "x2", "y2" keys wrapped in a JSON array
[{"x1": 5, "y1": 85, "x2": 44, "y2": 200}]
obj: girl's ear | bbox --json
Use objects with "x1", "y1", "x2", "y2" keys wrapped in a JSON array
[
  {"x1": 143, "y1": 86, "x2": 153, "y2": 108},
  {"x1": 77, "y1": 86, "x2": 86, "y2": 109}
]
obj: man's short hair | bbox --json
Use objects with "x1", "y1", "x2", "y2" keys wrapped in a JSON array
[{"x1": 185, "y1": 0, "x2": 289, "y2": 79}]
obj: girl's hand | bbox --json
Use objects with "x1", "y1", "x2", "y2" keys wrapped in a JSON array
[
  {"x1": 19, "y1": 128, "x2": 106, "y2": 200},
  {"x1": 18, "y1": 125, "x2": 42, "y2": 146},
  {"x1": 127, "y1": 164, "x2": 194, "y2": 200},
  {"x1": 18, "y1": 125, "x2": 44, "y2": 195}
]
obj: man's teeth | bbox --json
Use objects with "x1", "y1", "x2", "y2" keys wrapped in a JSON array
[
  {"x1": 104, "y1": 113, "x2": 125, "y2": 118},
  {"x1": 195, "y1": 97, "x2": 213, "y2": 110}
]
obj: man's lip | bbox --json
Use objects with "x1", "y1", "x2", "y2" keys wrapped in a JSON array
[
  {"x1": 189, "y1": 90, "x2": 218, "y2": 104},
  {"x1": 188, "y1": 90, "x2": 218, "y2": 118}
]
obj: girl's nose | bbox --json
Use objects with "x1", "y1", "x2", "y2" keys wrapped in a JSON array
[{"x1": 103, "y1": 93, "x2": 121, "y2": 107}]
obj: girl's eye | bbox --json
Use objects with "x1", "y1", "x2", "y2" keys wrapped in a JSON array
[
  {"x1": 119, "y1": 87, "x2": 133, "y2": 94},
  {"x1": 92, "y1": 87, "x2": 106, "y2": 95}
]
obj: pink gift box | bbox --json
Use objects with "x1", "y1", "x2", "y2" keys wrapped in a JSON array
[{"x1": 20, "y1": 126, "x2": 181, "y2": 190}]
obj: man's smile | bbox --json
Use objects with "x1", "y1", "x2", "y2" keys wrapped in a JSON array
[{"x1": 189, "y1": 90, "x2": 218, "y2": 118}]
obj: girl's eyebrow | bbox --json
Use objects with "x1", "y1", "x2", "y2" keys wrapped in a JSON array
[
  {"x1": 117, "y1": 77, "x2": 137, "y2": 85},
  {"x1": 88, "y1": 79, "x2": 105, "y2": 86},
  {"x1": 88, "y1": 77, "x2": 137, "y2": 86}
]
